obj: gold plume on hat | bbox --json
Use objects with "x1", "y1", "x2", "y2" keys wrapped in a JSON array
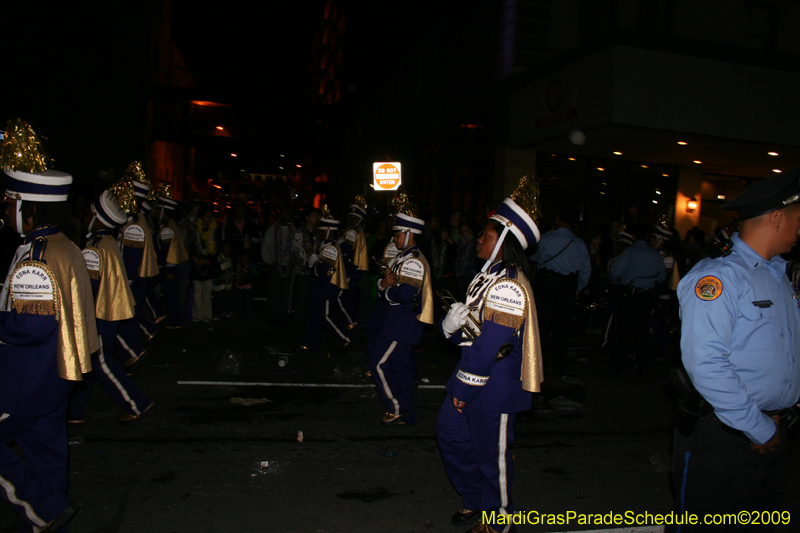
[
  {"x1": 391, "y1": 190, "x2": 419, "y2": 218},
  {"x1": 155, "y1": 183, "x2": 173, "y2": 200},
  {"x1": 509, "y1": 175, "x2": 540, "y2": 223},
  {"x1": 320, "y1": 203, "x2": 333, "y2": 219},
  {"x1": 109, "y1": 178, "x2": 138, "y2": 215},
  {"x1": 656, "y1": 214, "x2": 670, "y2": 231},
  {"x1": 122, "y1": 160, "x2": 150, "y2": 187},
  {"x1": 0, "y1": 118, "x2": 51, "y2": 173},
  {"x1": 354, "y1": 195, "x2": 367, "y2": 210}
]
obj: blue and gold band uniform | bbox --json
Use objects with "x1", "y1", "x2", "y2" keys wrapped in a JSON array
[
  {"x1": 116, "y1": 165, "x2": 161, "y2": 363},
  {"x1": 337, "y1": 198, "x2": 369, "y2": 329},
  {"x1": 0, "y1": 123, "x2": 98, "y2": 530},
  {"x1": 69, "y1": 187, "x2": 154, "y2": 423},
  {"x1": 436, "y1": 182, "x2": 543, "y2": 533},
  {"x1": 301, "y1": 213, "x2": 351, "y2": 350},
  {"x1": 367, "y1": 213, "x2": 433, "y2": 426},
  {"x1": 154, "y1": 185, "x2": 189, "y2": 328},
  {"x1": 669, "y1": 169, "x2": 800, "y2": 531}
]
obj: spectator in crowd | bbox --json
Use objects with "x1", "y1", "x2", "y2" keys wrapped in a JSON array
[
  {"x1": 289, "y1": 207, "x2": 320, "y2": 326},
  {"x1": 222, "y1": 199, "x2": 261, "y2": 259},
  {"x1": 454, "y1": 221, "x2": 478, "y2": 301},
  {"x1": 234, "y1": 251, "x2": 257, "y2": 319},
  {"x1": 261, "y1": 206, "x2": 296, "y2": 322},
  {"x1": 213, "y1": 241, "x2": 234, "y2": 319},
  {"x1": 190, "y1": 205, "x2": 218, "y2": 324}
]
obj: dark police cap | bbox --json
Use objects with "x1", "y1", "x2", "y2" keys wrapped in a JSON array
[{"x1": 722, "y1": 167, "x2": 800, "y2": 219}]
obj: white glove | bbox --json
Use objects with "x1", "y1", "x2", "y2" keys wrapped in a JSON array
[
  {"x1": 308, "y1": 254, "x2": 319, "y2": 268},
  {"x1": 443, "y1": 302, "x2": 471, "y2": 336}
]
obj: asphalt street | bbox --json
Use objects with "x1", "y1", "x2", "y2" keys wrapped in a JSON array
[{"x1": 2, "y1": 303, "x2": 799, "y2": 533}]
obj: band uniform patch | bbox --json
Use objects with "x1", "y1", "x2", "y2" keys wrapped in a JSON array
[
  {"x1": 159, "y1": 227, "x2": 174, "y2": 243},
  {"x1": 397, "y1": 257, "x2": 424, "y2": 288},
  {"x1": 344, "y1": 229, "x2": 357, "y2": 245},
  {"x1": 82, "y1": 248, "x2": 103, "y2": 280},
  {"x1": 383, "y1": 242, "x2": 399, "y2": 264},
  {"x1": 10, "y1": 260, "x2": 60, "y2": 320},
  {"x1": 484, "y1": 279, "x2": 526, "y2": 330},
  {"x1": 695, "y1": 276, "x2": 723, "y2": 301},
  {"x1": 122, "y1": 224, "x2": 146, "y2": 248},
  {"x1": 320, "y1": 243, "x2": 338, "y2": 269}
]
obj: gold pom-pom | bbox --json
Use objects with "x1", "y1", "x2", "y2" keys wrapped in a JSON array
[
  {"x1": 391, "y1": 190, "x2": 418, "y2": 218},
  {"x1": 109, "y1": 178, "x2": 138, "y2": 215},
  {"x1": 509, "y1": 175, "x2": 541, "y2": 223},
  {"x1": 155, "y1": 183, "x2": 172, "y2": 200},
  {"x1": 320, "y1": 204, "x2": 333, "y2": 219},
  {"x1": 354, "y1": 195, "x2": 367, "y2": 210},
  {"x1": 122, "y1": 160, "x2": 150, "y2": 187},
  {"x1": 0, "y1": 118, "x2": 51, "y2": 173}
]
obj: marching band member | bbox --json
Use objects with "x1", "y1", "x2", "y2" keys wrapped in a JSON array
[{"x1": 436, "y1": 177, "x2": 543, "y2": 533}]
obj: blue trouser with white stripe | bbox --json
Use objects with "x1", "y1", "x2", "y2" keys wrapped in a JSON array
[
  {"x1": 115, "y1": 277, "x2": 151, "y2": 364},
  {"x1": 0, "y1": 399, "x2": 72, "y2": 529},
  {"x1": 302, "y1": 280, "x2": 350, "y2": 350},
  {"x1": 437, "y1": 396, "x2": 516, "y2": 532},
  {"x1": 369, "y1": 337, "x2": 416, "y2": 425},
  {"x1": 68, "y1": 320, "x2": 152, "y2": 420}
]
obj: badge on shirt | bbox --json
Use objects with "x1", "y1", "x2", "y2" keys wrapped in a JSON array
[
  {"x1": 695, "y1": 276, "x2": 723, "y2": 301},
  {"x1": 398, "y1": 257, "x2": 425, "y2": 288},
  {"x1": 10, "y1": 260, "x2": 60, "y2": 320},
  {"x1": 344, "y1": 229, "x2": 357, "y2": 246},
  {"x1": 484, "y1": 279, "x2": 526, "y2": 330},
  {"x1": 122, "y1": 224, "x2": 146, "y2": 248}
]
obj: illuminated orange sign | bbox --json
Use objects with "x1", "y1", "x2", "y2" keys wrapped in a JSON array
[{"x1": 373, "y1": 162, "x2": 402, "y2": 190}]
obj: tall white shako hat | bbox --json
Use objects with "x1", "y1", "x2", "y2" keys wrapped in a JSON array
[
  {"x1": 121, "y1": 160, "x2": 152, "y2": 215},
  {"x1": 318, "y1": 204, "x2": 340, "y2": 232},
  {"x1": 348, "y1": 195, "x2": 367, "y2": 221},
  {"x1": 0, "y1": 118, "x2": 72, "y2": 236},
  {"x1": 154, "y1": 183, "x2": 177, "y2": 223},
  {"x1": 86, "y1": 179, "x2": 136, "y2": 237},
  {"x1": 483, "y1": 175, "x2": 541, "y2": 272},
  {"x1": 390, "y1": 191, "x2": 424, "y2": 249}
]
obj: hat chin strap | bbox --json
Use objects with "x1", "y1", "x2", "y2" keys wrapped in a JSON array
[
  {"x1": 403, "y1": 231, "x2": 410, "y2": 250},
  {"x1": 15, "y1": 200, "x2": 25, "y2": 238},
  {"x1": 86, "y1": 214, "x2": 97, "y2": 239},
  {"x1": 325, "y1": 229, "x2": 331, "y2": 241},
  {"x1": 481, "y1": 224, "x2": 511, "y2": 272}
]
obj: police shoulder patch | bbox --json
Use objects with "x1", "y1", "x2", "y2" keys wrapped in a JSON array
[
  {"x1": 10, "y1": 260, "x2": 60, "y2": 320},
  {"x1": 82, "y1": 247, "x2": 103, "y2": 280},
  {"x1": 695, "y1": 275, "x2": 723, "y2": 301},
  {"x1": 484, "y1": 278, "x2": 526, "y2": 330}
]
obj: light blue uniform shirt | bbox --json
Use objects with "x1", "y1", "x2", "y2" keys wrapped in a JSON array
[
  {"x1": 608, "y1": 240, "x2": 666, "y2": 289},
  {"x1": 678, "y1": 234, "x2": 800, "y2": 444},
  {"x1": 530, "y1": 228, "x2": 592, "y2": 290}
]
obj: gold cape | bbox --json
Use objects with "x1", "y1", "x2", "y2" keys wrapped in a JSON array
[
  {"x1": 352, "y1": 227, "x2": 369, "y2": 271},
  {"x1": 121, "y1": 214, "x2": 159, "y2": 278},
  {"x1": 413, "y1": 252, "x2": 434, "y2": 325},
  {"x1": 516, "y1": 271, "x2": 543, "y2": 393},
  {"x1": 326, "y1": 242, "x2": 349, "y2": 290},
  {"x1": 163, "y1": 219, "x2": 189, "y2": 265},
  {"x1": 92, "y1": 235, "x2": 136, "y2": 322},
  {"x1": 46, "y1": 232, "x2": 99, "y2": 380}
]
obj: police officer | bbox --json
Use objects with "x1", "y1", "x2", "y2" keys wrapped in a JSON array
[
  {"x1": 0, "y1": 119, "x2": 97, "y2": 531},
  {"x1": 299, "y1": 206, "x2": 351, "y2": 351},
  {"x1": 437, "y1": 178, "x2": 543, "y2": 533},
  {"x1": 669, "y1": 170, "x2": 800, "y2": 531},
  {"x1": 154, "y1": 184, "x2": 189, "y2": 329},
  {"x1": 68, "y1": 185, "x2": 155, "y2": 424},
  {"x1": 648, "y1": 219, "x2": 678, "y2": 363},
  {"x1": 608, "y1": 222, "x2": 666, "y2": 373},
  {"x1": 368, "y1": 199, "x2": 433, "y2": 426},
  {"x1": 115, "y1": 162, "x2": 160, "y2": 367},
  {"x1": 530, "y1": 208, "x2": 591, "y2": 379}
]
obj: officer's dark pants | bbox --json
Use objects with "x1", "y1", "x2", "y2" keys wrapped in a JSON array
[
  {"x1": 302, "y1": 280, "x2": 350, "y2": 349},
  {"x1": 437, "y1": 395, "x2": 516, "y2": 531},
  {"x1": 533, "y1": 269, "x2": 577, "y2": 378},
  {"x1": 0, "y1": 399, "x2": 73, "y2": 529},
  {"x1": 69, "y1": 320, "x2": 152, "y2": 420},
  {"x1": 615, "y1": 289, "x2": 655, "y2": 373},
  {"x1": 669, "y1": 417, "x2": 789, "y2": 532},
  {"x1": 369, "y1": 337, "x2": 416, "y2": 425}
]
